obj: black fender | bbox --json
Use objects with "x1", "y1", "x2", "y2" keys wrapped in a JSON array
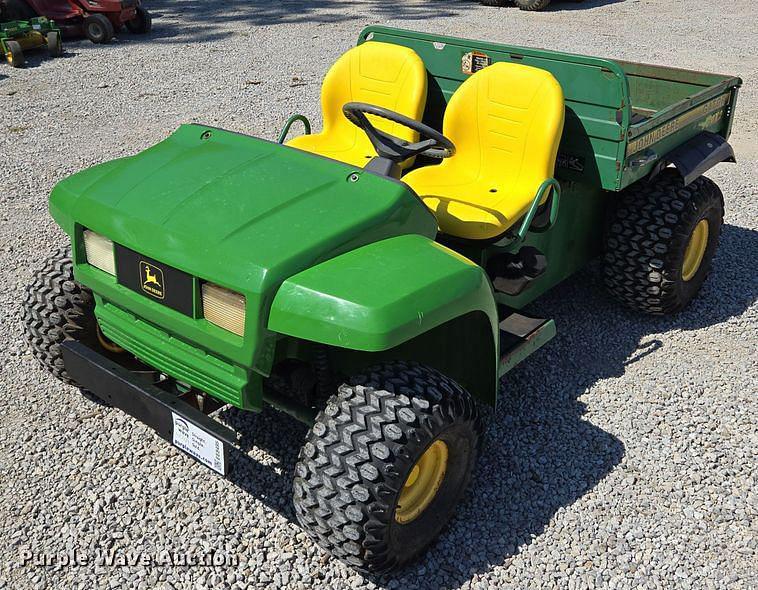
[{"x1": 650, "y1": 132, "x2": 736, "y2": 186}]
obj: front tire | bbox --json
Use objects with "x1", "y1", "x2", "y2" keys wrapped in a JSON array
[
  {"x1": 603, "y1": 170, "x2": 724, "y2": 315},
  {"x1": 84, "y1": 14, "x2": 114, "y2": 44},
  {"x1": 22, "y1": 247, "x2": 117, "y2": 386},
  {"x1": 293, "y1": 362, "x2": 483, "y2": 573}
]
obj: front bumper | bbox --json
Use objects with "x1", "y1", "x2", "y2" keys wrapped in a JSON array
[
  {"x1": 68, "y1": 260, "x2": 271, "y2": 410},
  {"x1": 95, "y1": 300, "x2": 254, "y2": 408},
  {"x1": 61, "y1": 340, "x2": 237, "y2": 475}
]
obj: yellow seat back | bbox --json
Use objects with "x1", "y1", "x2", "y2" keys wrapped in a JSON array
[
  {"x1": 404, "y1": 62, "x2": 565, "y2": 240},
  {"x1": 287, "y1": 42, "x2": 427, "y2": 169}
]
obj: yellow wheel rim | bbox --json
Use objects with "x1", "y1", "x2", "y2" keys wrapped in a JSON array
[
  {"x1": 682, "y1": 219, "x2": 709, "y2": 281},
  {"x1": 395, "y1": 440, "x2": 448, "y2": 524},
  {"x1": 96, "y1": 324, "x2": 126, "y2": 354}
]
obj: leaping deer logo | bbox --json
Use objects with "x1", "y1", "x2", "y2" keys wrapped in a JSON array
[
  {"x1": 140, "y1": 261, "x2": 165, "y2": 299},
  {"x1": 144, "y1": 266, "x2": 161, "y2": 287}
]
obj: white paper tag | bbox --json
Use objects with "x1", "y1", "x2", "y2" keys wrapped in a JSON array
[
  {"x1": 32, "y1": 24, "x2": 41, "y2": 30},
  {"x1": 172, "y1": 413, "x2": 225, "y2": 475}
]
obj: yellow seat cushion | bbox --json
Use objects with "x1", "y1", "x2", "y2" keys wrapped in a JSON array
[
  {"x1": 403, "y1": 62, "x2": 565, "y2": 240},
  {"x1": 287, "y1": 42, "x2": 427, "y2": 169}
]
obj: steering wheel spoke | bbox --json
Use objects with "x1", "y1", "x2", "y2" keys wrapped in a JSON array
[{"x1": 342, "y1": 102, "x2": 455, "y2": 165}]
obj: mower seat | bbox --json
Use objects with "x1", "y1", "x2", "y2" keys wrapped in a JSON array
[
  {"x1": 286, "y1": 42, "x2": 427, "y2": 169},
  {"x1": 403, "y1": 62, "x2": 565, "y2": 240}
]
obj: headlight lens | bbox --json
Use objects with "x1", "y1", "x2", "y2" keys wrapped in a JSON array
[
  {"x1": 202, "y1": 283, "x2": 246, "y2": 336},
  {"x1": 82, "y1": 230, "x2": 116, "y2": 275}
]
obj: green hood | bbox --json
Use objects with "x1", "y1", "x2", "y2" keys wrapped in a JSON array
[
  {"x1": 49, "y1": 124, "x2": 437, "y2": 372},
  {"x1": 51, "y1": 124, "x2": 436, "y2": 291}
]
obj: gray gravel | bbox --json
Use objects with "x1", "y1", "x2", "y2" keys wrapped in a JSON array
[{"x1": 1, "y1": 0, "x2": 756, "y2": 588}]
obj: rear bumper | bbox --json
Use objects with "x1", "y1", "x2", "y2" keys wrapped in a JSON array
[{"x1": 61, "y1": 340, "x2": 237, "y2": 475}]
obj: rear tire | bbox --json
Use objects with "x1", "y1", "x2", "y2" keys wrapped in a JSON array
[
  {"x1": 514, "y1": 0, "x2": 552, "y2": 9},
  {"x1": 47, "y1": 30, "x2": 62, "y2": 57},
  {"x1": 293, "y1": 362, "x2": 483, "y2": 573},
  {"x1": 125, "y1": 6, "x2": 152, "y2": 34},
  {"x1": 84, "y1": 14, "x2": 114, "y2": 44},
  {"x1": 5, "y1": 40, "x2": 24, "y2": 68},
  {"x1": 603, "y1": 170, "x2": 724, "y2": 315}
]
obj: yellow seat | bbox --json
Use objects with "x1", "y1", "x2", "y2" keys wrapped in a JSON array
[
  {"x1": 403, "y1": 62, "x2": 565, "y2": 240},
  {"x1": 286, "y1": 42, "x2": 427, "y2": 169}
]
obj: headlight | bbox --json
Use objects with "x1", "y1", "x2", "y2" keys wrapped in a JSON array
[
  {"x1": 202, "y1": 283, "x2": 246, "y2": 336},
  {"x1": 82, "y1": 230, "x2": 116, "y2": 275}
]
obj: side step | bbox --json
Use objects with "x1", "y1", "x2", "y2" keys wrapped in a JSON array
[{"x1": 498, "y1": 312, "x2": 556, "y2": 376}]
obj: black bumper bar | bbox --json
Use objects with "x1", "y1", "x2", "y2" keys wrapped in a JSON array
[{"x1": 61, "y1": 341, "x2": 237, "y2": 475}]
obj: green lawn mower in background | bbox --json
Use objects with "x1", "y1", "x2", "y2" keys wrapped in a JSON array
[
  {"x1": 1, "y1": 16, "x2": 61, "y2": 67},
  {"x1": 23, "y1": 26, "x2": 741, "y2": 573}
]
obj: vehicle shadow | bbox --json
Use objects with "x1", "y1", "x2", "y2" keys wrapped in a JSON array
[
  {"x1": 129, "y1": 0, "x2": 471, "y2": 45},
  {"x1": 119, "y1": 0, "x2": 623, "y2": 47},
  {"x1": 543, "y1": 0, "x2": 626, "y2": 11},
  {"x1": 6, "y1": 50, "x2": 76, "y2": 70},
  {"x1": 219, "y1": 405, "x2": 308, "y2": 524},
  {"x1": 218, "y1": 223, "x2": 756, "y2": 586},
  {"x1": 484, "y1": 0, "x2": 625, "y2": 10},
  {"x1": 34, "y1": 0, "x2": 629, "y2": 48}
]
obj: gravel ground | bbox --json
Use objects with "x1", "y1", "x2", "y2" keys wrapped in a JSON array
[{"x1": 1, "y1": 1, "x2": 756, "y2": 588}]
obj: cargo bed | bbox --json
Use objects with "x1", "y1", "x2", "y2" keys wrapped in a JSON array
[{"x1": 618, "y1": 60, "x2": 740, "y2": 186}]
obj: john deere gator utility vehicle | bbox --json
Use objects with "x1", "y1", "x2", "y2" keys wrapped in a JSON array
[
  {"x1": 23, "y1": 27, "x2": 741, "y2": 573},
  {"x1": 1, "y1": 16, "x2": 61, "y2": 67}
]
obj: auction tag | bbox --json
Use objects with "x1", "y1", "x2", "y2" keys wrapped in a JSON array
[{"x1": 172, "y1": 413, "x2": 225, "y2": 475}]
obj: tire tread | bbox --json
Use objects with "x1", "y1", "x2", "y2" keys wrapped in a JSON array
[{"x1": 293, "y1": 361, "x2": 482, "y2": 573}]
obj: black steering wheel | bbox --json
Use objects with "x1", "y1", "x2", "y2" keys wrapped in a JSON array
[{"x1": 342, "y1": 102, "x2": 455, "y2": 163}]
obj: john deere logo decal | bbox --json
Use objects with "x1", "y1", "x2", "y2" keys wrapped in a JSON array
[{"x1": 140, "y1": 261, "x2": 164, "y2": 299}]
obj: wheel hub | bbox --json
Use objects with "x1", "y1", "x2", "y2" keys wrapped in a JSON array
[
  {"x1": 395, "y1": 439, "x2": 448, "y2": 524},
  {"x1": 682, "y1": 219, "x2": 709, "y2": 281}
]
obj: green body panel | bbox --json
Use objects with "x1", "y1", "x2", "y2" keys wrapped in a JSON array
[
  {"x1": 269, "y1": 234, "x2": 498, "y2": 351},
  {"x1": 50, "y1": 124, "x2": 437, "y2": 408},
  {"x1": 359, "y1": 26, "x2": 741, "y2": 191},
  {"x1": 491, "y1": 181, "x2": 607, "y2": 308}
]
